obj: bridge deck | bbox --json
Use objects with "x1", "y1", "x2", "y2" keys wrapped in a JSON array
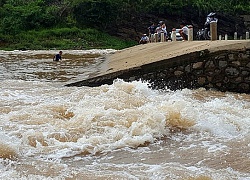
[
  {"x1": 66, "y1": 40, "x2": 250, "y2": 88},
  {"x1": 101, "y1": 40, "x2": 250, "y2": 75}
]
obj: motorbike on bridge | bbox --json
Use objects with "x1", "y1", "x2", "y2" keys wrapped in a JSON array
[{"x1": 196, "y1": 12, "x2": 218, "y2": 40}]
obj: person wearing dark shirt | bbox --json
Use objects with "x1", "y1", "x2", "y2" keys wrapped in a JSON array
[
  {"x1": 148, "y1": 23, "x2": 156, "y2": 35},
  {"x1": 53, "y1": 51, "x2": 62, "y2": 61}
]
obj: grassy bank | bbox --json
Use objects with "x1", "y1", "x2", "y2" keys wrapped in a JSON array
[{"x1": 0, "y1": 27, "x2": 137, "y2": 50}]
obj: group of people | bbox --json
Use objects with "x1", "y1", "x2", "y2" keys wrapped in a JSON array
[
  {"x1": 139, "y1": 21, "x2": 168, "y2": 44},
  {"x1": 139, "y1": 21, "x2": 189, "y2": 44}
]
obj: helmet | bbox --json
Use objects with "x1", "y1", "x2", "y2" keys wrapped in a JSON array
[
  {"x1": 159, "y1": 21, "x2": 164, "y2": 25},
  {"x1": 207, "y1": 12, "x2": 216, "y2": 17}
]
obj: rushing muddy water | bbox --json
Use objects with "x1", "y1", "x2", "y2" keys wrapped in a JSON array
[{"x1": 0, "y1": 50, "x2": 250, "y2": 180}]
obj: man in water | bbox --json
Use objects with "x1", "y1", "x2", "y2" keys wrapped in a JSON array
[{"x1": 53, "y1": 51, "x2": 62, "y2": 61}]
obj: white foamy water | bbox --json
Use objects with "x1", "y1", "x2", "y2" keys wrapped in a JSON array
[{"x1": 0, "y1": 50, "x2": 250, "y2": 179}]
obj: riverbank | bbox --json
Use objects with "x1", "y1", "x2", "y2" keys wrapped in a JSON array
[{"x1": 0, "y1": 27, "x2": 137, "y2": 51}]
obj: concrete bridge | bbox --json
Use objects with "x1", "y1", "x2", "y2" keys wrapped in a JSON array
[{"x1": 66, "y1": 40, "x2": 250, "y2": 93}]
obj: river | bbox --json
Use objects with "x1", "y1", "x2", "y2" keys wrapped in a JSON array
[{"x1": 0, "y1": 50, "x2": 250, "y2": 180}]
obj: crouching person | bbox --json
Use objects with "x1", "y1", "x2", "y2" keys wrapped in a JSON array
[
  {"x1": 179, "y1": 22, "x2": 188, "y2": 41},
  {"x1": 139, "y1": 34, "x2": 149, "y2": 44}
]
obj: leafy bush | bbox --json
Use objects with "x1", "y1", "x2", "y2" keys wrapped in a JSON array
[{"x1": 0, "y1": 27, "x2": 136, "y2": 50}]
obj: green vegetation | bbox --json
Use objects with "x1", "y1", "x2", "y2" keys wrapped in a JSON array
[
  {"x1": 0, "y1": 27, "x2": 136, "y2": 50},
  {"x1": 0, "y1": 0, "x2": 250, "y2": 50}
]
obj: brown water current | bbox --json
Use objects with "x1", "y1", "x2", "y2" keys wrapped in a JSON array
[{"x1": 0, "y1": 50, "x2": 249, "y2": 180}]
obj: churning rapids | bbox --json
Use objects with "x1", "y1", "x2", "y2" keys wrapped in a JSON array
[{"x1": 0, "y1": 50, "x2": 250, "y2": 180}]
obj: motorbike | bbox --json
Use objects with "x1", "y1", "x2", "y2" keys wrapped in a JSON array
[{"x1": 196, "y1": 12, "x2": 218, "y2": 40}]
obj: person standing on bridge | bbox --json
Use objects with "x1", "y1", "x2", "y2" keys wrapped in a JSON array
[{"x1": 148, "y1": 23, "x2": 156, "y2": 36}]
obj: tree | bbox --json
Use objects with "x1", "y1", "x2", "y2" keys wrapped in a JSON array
[
  {"x1": 0, "y1": 0, "x2": 58, "y2": 34},
  {"x1": 72, "y1": 0, "x2": 119, "y2": 29}
]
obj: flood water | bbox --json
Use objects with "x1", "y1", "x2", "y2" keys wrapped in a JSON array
[{"x1": 0, "y1": 50, "x2": 250, "y2": 180}]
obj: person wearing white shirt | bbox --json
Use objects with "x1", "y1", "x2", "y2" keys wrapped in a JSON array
[{"x1": 179, "y1": 22, "x2": 188, "y2": 41}]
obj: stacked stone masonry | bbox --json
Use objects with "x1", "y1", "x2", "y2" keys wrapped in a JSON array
[
  {"x1": 66, "y1": 48, "x2": 250, "y2": 94},
  {"x1": 136, "y1": 49, "x2": 250, "y2": 93}
]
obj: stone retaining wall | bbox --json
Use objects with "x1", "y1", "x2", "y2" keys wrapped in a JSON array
[{"x1": 66, "y1": 48, "x2": 250, "y2": 93}]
